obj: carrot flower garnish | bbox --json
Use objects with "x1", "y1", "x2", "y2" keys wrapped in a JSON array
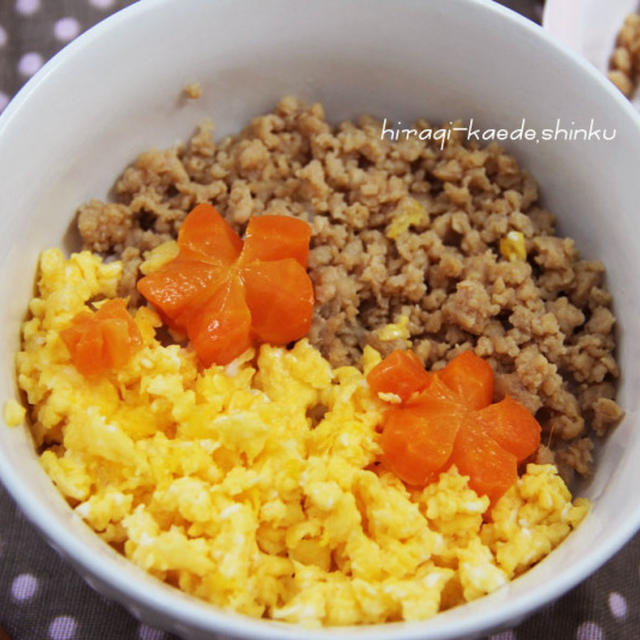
[
  {"x1": 368, "y1": 349, "x2": 541, "y2": 505},
  {"x1": 137, "y1": 203, "x2": 314, "y2": 366},
  {"x1": 61, "y1": 299, "x2": 142, "y2": 377}
]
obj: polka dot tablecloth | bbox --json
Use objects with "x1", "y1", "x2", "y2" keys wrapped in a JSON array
[{"x1": 0, "y1": 1, "x2": 639, "y2": 639}]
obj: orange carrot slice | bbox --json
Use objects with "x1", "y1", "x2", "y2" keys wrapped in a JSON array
[
  {"x1": 438, "y1": 350, "x2": 494, "y2": 410},
  {"x1": 187, "y1": 275, "x2": 252, "y2": 366},
  {"x1": 241, "y1": 258, "x2": 314, "y2": 344},
  {"x1": 59, "y1": 311, "x2": 93, "y2": 353},
  {"x1": 100, "y1": 319, "x2": 134, "y2": 369},
  {"x1": 95, "y1": 299, "x2": 143, "y2": 348},
  {"x1": 241, "y1": 215, "x2": 312, "y2": 268},
  {"x1": 61, "y1": 299, "x2": 142, "y2": 377},
  {"x1": 474, "y1": 395, "x2": 541, "y2": 462},
  {"x1": 372, "y1": 348, "x2": 540, "y2": 507},
  {"x1": 367, "y1": 350, "x2": 432, "y2": 402},
  {"x1": 137, "y1": 205, "x2": 315, "y2": 367},
  {"x1": 381, "y1": 401, "x2": 465, "y2": 487},
  {"x1": 408, "y1": 373, "x2": 462, "y2": 406},
  {"x1": 67, "y1": 323, "x2": 105, "y2": 377},
  {"x1": 177, "y1": 203, "x2": 243, "y2": 264},
  {"x1": 449, "y1": 420, "x2": 518, "y2": 505},
  {"x1": 137, "y1": 258, "x2": 225, "y2": 328},
  {"x1": 380, "y1": 376, "x2": 466, "y2": 486}
]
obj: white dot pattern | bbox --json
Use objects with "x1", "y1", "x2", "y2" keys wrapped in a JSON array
[
  {"x1": 137, "y1": 624, "x2": 166, "y2": 640},
  {"x1": 11, "y1": 573, "x2": 39, "y2": 601},
  {"x1": 608, "y1": 591, "x2": 628, "y2": 620},
  {"x1": 54, "y1": 17, "x2": 81, "y2": 43},
  {"x1": 489, "y1": 632, "x2": 517, "y2": 640},
  {"x1": 15, "y1": 0, "x2": 41, "y2": 16},
  {"x1": 576, "y1": 621, "x2": 605, "y2": 640},
  {"x1": 48, "y1": 616, "x2": 78, "y2": 640},
  {"x1": 17, "y1": 51, "x2": 44, "y2": 77},
  {"x1": 89, "y1": 0, "x2": 115, "y2": 8}
]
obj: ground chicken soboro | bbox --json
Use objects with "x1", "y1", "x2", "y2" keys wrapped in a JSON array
[
  {"x1": 608, "y1": 13, "x2": 640, "y2": 97},
  {"x1": 77, "y1": 96, "x2": 624, "y2": 483}
]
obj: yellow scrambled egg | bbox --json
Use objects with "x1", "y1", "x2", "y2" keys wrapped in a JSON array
[
  {"x1": 499, "y1": 230, "x2": 527, "y2": 262},
  {"x1": 13, "y1": 248, "x2": 589, "y2": 627},
  {"x1": 385, "y1": 197, "x2": 427, "y2": 240}
]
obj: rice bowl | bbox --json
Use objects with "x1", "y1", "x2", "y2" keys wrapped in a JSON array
[{"x1": 1, "y1": 1, "x2": 640, "y2": 638}]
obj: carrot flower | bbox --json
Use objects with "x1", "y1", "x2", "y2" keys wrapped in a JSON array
[
  {"x1": 368, "y1": 349, "x2": 541, "y2": 505},
  {"x1": 137, "y1": 203, "x2": 314, "y2": 366},
  {"x1": 61, "y1": 299, "x2": 142, "y2": 377}
]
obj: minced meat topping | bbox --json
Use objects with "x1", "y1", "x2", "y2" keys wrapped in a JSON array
[{"x1": 77, "y1": 96, "x2": 623, "y2": 482}]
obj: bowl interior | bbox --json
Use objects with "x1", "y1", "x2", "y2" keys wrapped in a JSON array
[{"x1": 1, "y1": 1, "x2": 640, "y2": 638}]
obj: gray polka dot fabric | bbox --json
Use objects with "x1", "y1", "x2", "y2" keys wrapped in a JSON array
[{"x1": 0, "y1": 1, "x2": 638, "y2": 639}]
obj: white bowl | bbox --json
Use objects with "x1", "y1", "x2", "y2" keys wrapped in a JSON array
[{"x1": 1, "y1": 0, "x2": 640, "y2": 638}]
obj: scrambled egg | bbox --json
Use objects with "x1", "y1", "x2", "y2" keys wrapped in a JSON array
[
  {"x1": 385, "y1": 197, "x2": 427, "y2": 240},
  {"x1": 139, "y1": 240, "x2": 179, "y2": 275},
  {"x1": 13, "y1": 248, "x2": 589, "y2": 627},
  {"x1": 3, "y1": 398, "x2": 26, "y2": 426},
  {"x1": 375, "y1": 314, "x2": 411, "y2": 346},
  {"x1": 499, "y1": 230, "x2": 527, "y2": 262}
]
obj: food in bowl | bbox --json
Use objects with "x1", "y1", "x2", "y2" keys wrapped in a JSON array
[
  {"x1": 10, "y1": 97, "x2": 623, "y2": 626},
  {"x1": 608, "y1": 13, "x2": 640, "y2": 96}
]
